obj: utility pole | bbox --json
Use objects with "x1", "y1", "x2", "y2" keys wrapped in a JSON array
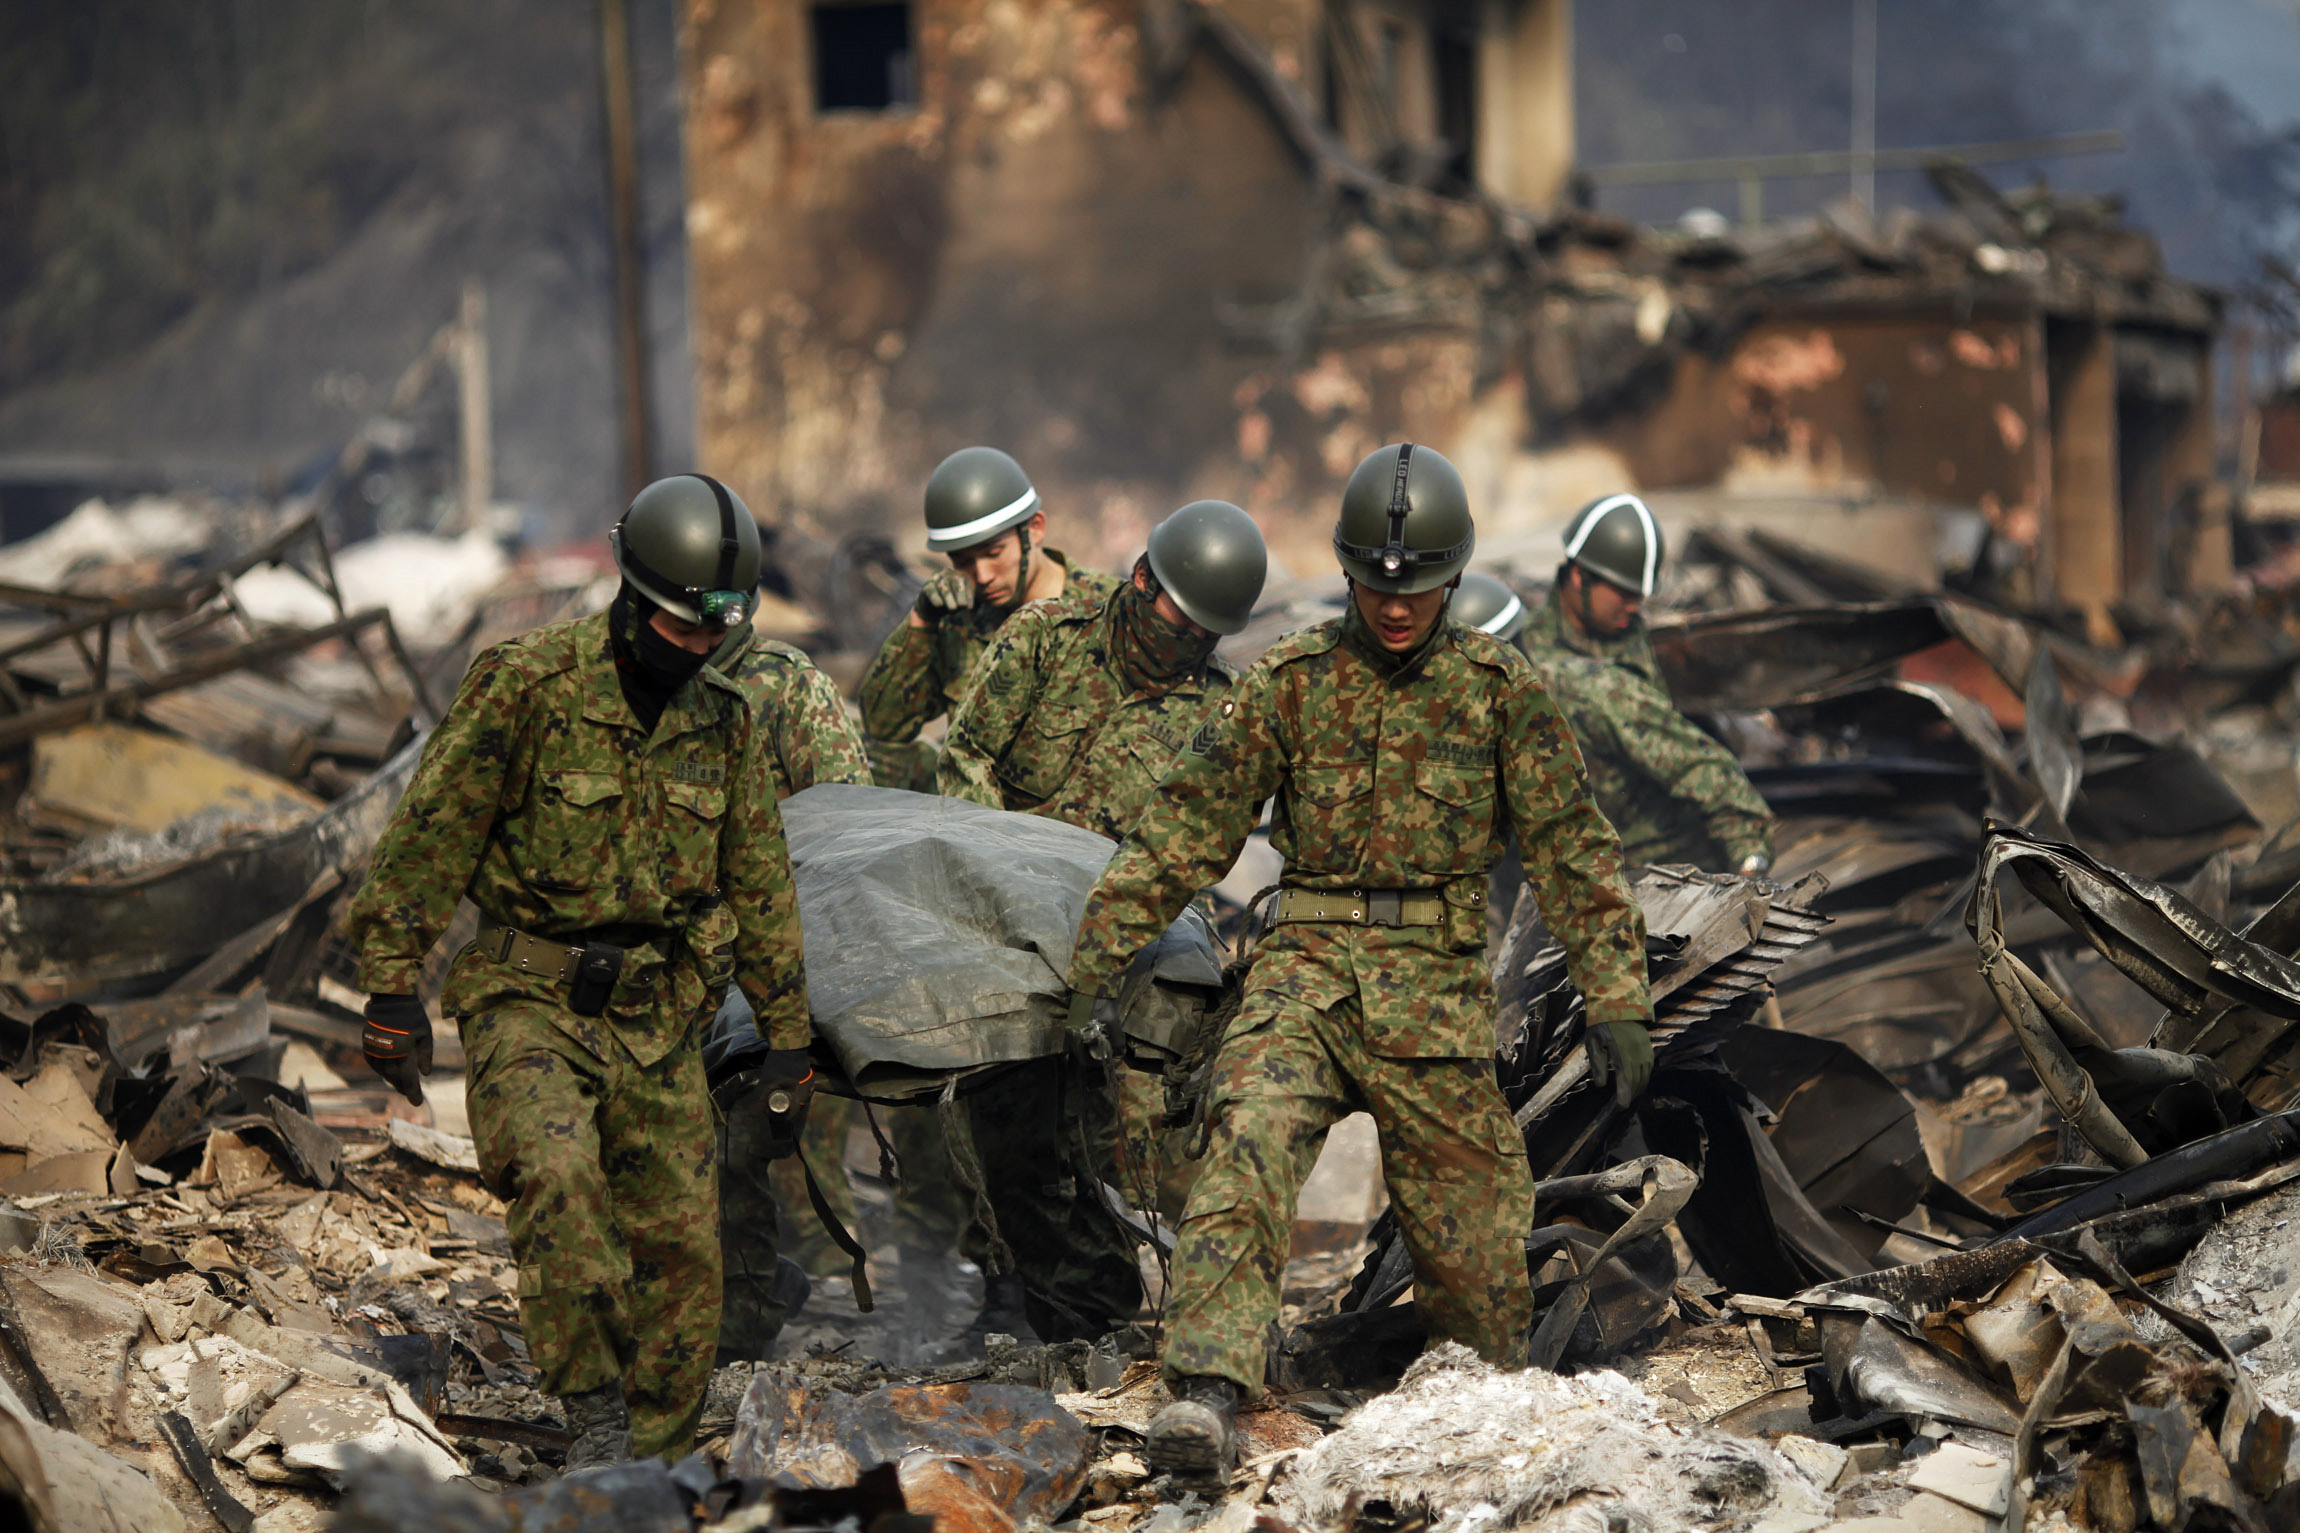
[
  {"x1": 600, "y1": 0, "x2": 654, "y2": 500},
  {"x1": 457, "y1": 280, "x2": 493, "y2": 533},
  {"x1": 1850, "y1": 0, "x2": 1878, "y2": 209}
]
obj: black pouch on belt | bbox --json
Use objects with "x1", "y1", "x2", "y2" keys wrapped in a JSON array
[{"x1": 569, "y1": 941, "x2": 626, "y2": 1016}]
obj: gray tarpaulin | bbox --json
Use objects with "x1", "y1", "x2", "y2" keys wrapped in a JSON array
[{"x1": 708, "y1": 784, "x2": 1222, "y2": 1098}]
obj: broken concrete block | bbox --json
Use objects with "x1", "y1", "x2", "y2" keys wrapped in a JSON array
[
  {"x1": 0, "y1": 1264, "x2": 145, "y2": 1444},
  {"x1": 385, "y1": 1118, "x2": 480, "y2": 1174},
  {"x1": 363, "y1": 1246, "x2": 447, "y2": 1283},
  {"x1": 180, "y1": 1336, "x2": 301, "y2": 1456},
  {"x1": 0, "y1": 1386, "x2": 190, "y2": 1532},
  {"x1": 1896, "y1": 1490, "x2": 1989, "y2": 1533},
  {"x1": 1774, "y1": 1432, "x2": 1850, "y2": 1489},
  {"x1": 140, "y1": 1271, "x2": 212, "y2": 1345},
  {"x1": 192, "y1": 1129, "x2": 284, "y2": 1203},
  {"x1": 236, "y1": 1377, "x2": 464, "y2": 1485},
  {"x1": 1905, "y1": 1440, "x2": 2010, "y2": 1517}
]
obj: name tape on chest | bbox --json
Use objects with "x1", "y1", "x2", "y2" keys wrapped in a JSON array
[
  {"x1": 668, "y1": 760, "x2": 726, "y2": 785},
  {"x1": 1423, "y1": 740, "x2": 1490, "y2": 767}
]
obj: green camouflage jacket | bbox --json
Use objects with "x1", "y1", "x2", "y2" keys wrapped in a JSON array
[
  {"x1": 938, "y1": 587, "x2": 1232, "y2": 841},
  {"x1": 716, "y1": 627, "x2": 871, "y2": 799},
  {"x1": 1521, "y1": 582, "x2": 1662, "y2": 683},
  {"x1": 1520, "y1": 588, "x2": 1774, "y2": 870},
  {"x1": 1070, "y1": 613, "x2": 1650, "y2": 1055},
  {"x1": 346, "y1": 609, "x2": 809, "y2": 1062},
  {"x1": 856, "y1": 551, "x2": 1119, "y2": 754}
]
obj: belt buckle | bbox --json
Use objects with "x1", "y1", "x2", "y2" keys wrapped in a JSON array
[{"x1": 1366, "y1": 890, "x2": 1401, "y2": 927}]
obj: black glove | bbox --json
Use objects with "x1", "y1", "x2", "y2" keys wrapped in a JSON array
[
  {"x1": 1585, "y1": 1020, "x2": 1655, "y2": 1107},
  {"x1": 914, "y1": 573, "x2": 971, "y2": 618},
  {"x1": 363, "y1": 994, "x2": 434, "y2": 1106}
]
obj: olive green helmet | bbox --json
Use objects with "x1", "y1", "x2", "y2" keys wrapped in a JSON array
[
  {"x1": 1453, "y1": 572, "x2": 1528, "y2": 641},
  {"x1": 1562, "y1": 492, "x2": 1664, "y2": 598},
  {"x1": 609, "y1": 473, "x2": 762, "y2": 625},
  {"x1": 1332, "y1": 442, "x2": 1475, "y2": 594},
  {"x1": 924, "y1": 446, "x2": 1040, "y2": 554},
  {"x1": 1146, "y1": 500, "x2": 1267, "y2": 636}
]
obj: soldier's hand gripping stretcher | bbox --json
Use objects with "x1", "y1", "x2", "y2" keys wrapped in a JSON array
[{"x1": 716, "y1": 1047, "x2": 816, "y2": 1158}]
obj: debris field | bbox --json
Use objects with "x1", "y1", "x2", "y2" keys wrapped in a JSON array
[{"x1": 2, "y1": 487, "x2": 2300, "y2": 1533}]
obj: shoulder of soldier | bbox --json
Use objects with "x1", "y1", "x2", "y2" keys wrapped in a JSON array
[
  {"x1": 1056, "y1": 558, "x2": 1121, "y2": 601},
  {"x1": 729, "y1": 635, "x2": 826, "y2": 678},
  {"x1": 1447, "y1": 623, "x2": 1534, "y2": 678},
  {"x1": 481, "y1": 612, "x2": 596, "y2": 682},
  {"x1": 1254, "y1": 618, "x2": 1344, "y2": 674},
  {"x1": 997, "y1": 590, "x2": 1099, "y2": 649}
]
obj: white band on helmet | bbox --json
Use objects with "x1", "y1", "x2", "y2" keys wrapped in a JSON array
[
  {"x1": 1477, "y1": 593, "x2": 1525, "y2": 636},
  {"x1": 1562, "y1": 492, "x2": 1661, "y2": 598},
  {"x1": 927, "y1": 487, "x2": 1041, "y2": 551}
]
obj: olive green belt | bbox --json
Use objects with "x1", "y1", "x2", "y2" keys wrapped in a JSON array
[
  {"x1": 474, "y1": 916, "x2": 668, "y2": 984},
  {"x1": 1269, "y1": 887, "x2": 1447, "y2": 928}
]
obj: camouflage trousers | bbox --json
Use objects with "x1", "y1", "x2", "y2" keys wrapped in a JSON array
[
  {"x1": 465, "y1": 1001, "x2": 719, "y2": 1461},
  {"x1": 962, "y1": 1055, "x2": 1144, "y2": 1340},
  {"x1": 717, "y1": 1104, "x2": 798, "y2": 1358},
  {"x1": 1161, "y1": 986, "x2": 1535, "y2": 1393},
  {"x1": 1114, "y1": 1067, "x2": 1196, "y2": 1223}
]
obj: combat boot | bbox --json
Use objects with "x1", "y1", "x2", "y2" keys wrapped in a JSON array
[
  {"x1": 928, "y1": 1272, "x2": 1041, "y2": 1361},
  {"x1": 1146, "y1": 1374, "x2": 1240, "y2": 1484},
  {"x1": 560, "y1": 1381, "x2": 632, "y2": 1472}
]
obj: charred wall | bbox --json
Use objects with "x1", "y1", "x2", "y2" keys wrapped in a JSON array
[
  {"x1": 681, "y1": 0, "x2": 1333, "y2": 566},
  {"x1": 1608, "y1": 310, "x2": 2045, "y2": 530}
]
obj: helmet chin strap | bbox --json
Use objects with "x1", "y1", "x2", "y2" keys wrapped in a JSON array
[{"x1": 1569, "y1": 564, "x2": 1601, "y2": 637}]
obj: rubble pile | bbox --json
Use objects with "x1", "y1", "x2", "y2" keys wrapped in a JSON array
[{"x1": 8, "y1": 493, "x2": 2300, "y2": 1532}]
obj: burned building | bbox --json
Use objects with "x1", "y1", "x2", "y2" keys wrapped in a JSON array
[
  {"x1": 677, "y1": 0, "x2": 1575, "y2": 571},
  {"x1": 681, "y1": 0, "x2": 2225, "y2": 623}
]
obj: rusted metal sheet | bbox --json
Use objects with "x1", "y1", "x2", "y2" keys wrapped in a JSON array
[{"x1": 0, "y1": 731, "x2": 422, "y2": 988}]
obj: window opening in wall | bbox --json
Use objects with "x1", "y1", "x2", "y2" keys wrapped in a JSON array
[
  {"x1": 810, "y1": 1, "x2": 917, "y2": 113},
  {"x1": 1433, "y1": 27, "x2": 1477, "y2": 189}
]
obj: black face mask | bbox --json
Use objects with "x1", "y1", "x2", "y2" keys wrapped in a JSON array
[
  {"x1": 1113, "y1": 571, "x2": 1217, "y2": 692},
  {"x1": 633, "y1": 614, "x2": 711, "y2": 689},
  {"x1": 611, "y1": 587, "x2": 710, "y2": 731}
]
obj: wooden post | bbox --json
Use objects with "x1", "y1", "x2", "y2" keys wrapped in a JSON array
[
  {"x1": 2047, "y1": 322, "x2": 2121, "y2": 633},
  {"x1": 457, "y1": 280, "x2": 493, "y2": 534},
  {"x1": 600, "y1": 0, "x2": 654, "y2": 500}
]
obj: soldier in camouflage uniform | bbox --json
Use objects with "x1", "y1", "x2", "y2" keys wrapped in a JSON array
[
  {"x1": 1520, "y1": 494, "x2": 1774, "y2": 874},
  {"x1": 857, "y1": 446, "x2": 1118, "y2": 792},
  {"x1": 940, "y1": 500, "x2": 1268, "y2": 1340},
  {"x1": 348, "y1": 475, "x2": 813, "y2": 1468},
  {"x1": 857, "y1": 446, "x2": 1119, "y2": 1343},
  {"x1": 705, "y1": 621, "x2": 871, "y2": 1359},
  {"x1": 1063, "y1": 445, "x2": 1653, "y2": 1481}
]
